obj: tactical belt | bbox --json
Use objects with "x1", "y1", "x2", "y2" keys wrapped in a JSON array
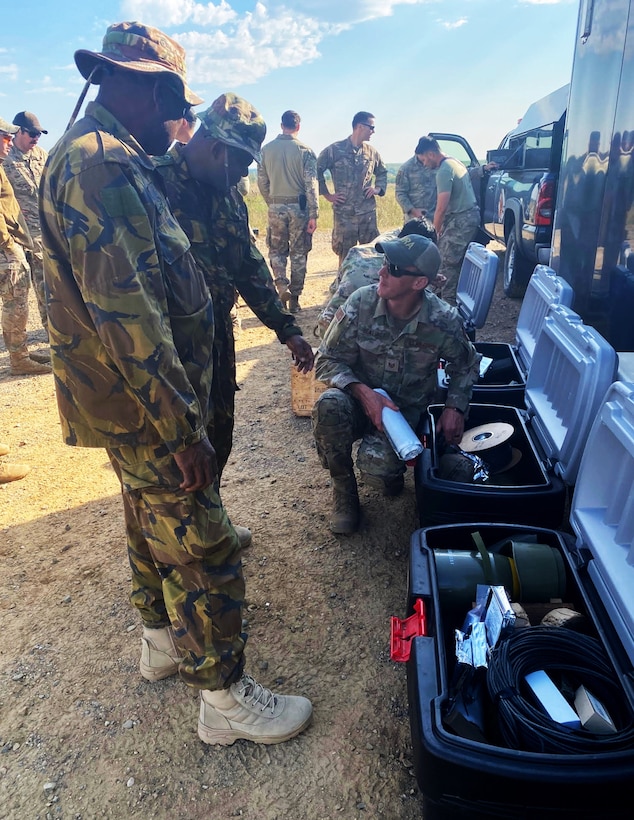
[{"x1": 269, "y1": 196, "x2": 301, "y2": 204}]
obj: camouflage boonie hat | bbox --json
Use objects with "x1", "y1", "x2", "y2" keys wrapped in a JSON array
[
  {"x1": 199, "y1": 93, "x2": 266, "y2": 162},
  {"x1": 0, "y1": 117, "x2": 19, "y2": 136},
  {"x1": 376, "y1": 234, "x2": 441, "y2": 280},
  {"x1": 74, "y1": 21, "x2": 203, "y2": 105}
]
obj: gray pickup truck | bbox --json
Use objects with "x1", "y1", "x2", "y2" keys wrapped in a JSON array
[{"x1": 429, "y1": 85, "x2": 568, "y2": 298}]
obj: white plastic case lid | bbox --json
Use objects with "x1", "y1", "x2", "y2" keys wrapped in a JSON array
[
  {"x1": 515, "y1": 265, "x2": 574, "y2": 375},
  {"x1": 525, "y1": 304, "x2": 617, "y2": 485},
  {"x1": 570, "y1": 381, "x2": 634, "y2": 665},
  {"x1": 455, "y1": 243, "x2": 499, "y2": 330}
]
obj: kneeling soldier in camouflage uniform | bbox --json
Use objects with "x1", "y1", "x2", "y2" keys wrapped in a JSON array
[
  {"x1": 312, "y1": 234, "x2": 480, "y2": 534},
  {"x1": 40, "y1": 21, "x2": 312, "y2": 747}
]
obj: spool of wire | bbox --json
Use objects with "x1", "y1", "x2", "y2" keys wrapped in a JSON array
[{"x1": 487, "y1": 627, "x2": 634, "y2": 753}]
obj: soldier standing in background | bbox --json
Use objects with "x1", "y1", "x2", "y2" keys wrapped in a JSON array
[
  {"x1": 317, "y1": 112, "x2": 387, "y2": 284},
  {"x1": 257, "y1": 110, "x2": 318, "y2": 313},
  {"x1": 5, "y1": 111, "x2": 50, "y2": 336},
  {"x1": 416, "y1": 135, "x2": 480, "y2": 305},
  {"x1": 395, "y1": 137, "x2": 438, "y2": 223},
  {"x1": 0, "y1": 117, "x2": 50, "y2": 376}
]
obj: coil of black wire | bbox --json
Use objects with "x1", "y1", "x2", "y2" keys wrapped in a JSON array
[{"x1": 487, "y1": 626, "x2": 634, "y2": 753}]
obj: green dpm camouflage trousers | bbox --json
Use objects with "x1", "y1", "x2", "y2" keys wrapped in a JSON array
[
  {"x1": 266, "y1": 203, "x2": 312, "y2": 295},
  {"x1": 108, "y1": 447, "x2": 246, "y2": 690}
]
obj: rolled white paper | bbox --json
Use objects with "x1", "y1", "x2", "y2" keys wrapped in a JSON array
[{"x1": 374, "y1": 389, "x2": 424, "y2": 461}]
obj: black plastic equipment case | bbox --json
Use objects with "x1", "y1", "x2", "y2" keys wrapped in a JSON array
[
  {"x1": 416, "y1": 304, "x2": 617, "y2": 528},
  {"x1": 452, "y1": 263, "x2": 573, "y2": 408},
  {"x1": 404, "y1": 380, "x2": 634, "y2": 820}
]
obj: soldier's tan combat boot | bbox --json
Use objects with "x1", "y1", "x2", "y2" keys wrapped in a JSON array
[
  {"x1": 29, "y1": 349, "x2": 51, "y2": 364},
  {"x1": 198, "y1": 673, "x2": 312, "y2": 746},
  {"x1": 330, "y1": 474, "x2": 360, "y2": 535},
  {"x1": 139, "y1": 625, "x2": 184, "y2": 681},
  {"x1": 9, "y1": 352, "x2": 52, "y2": 376},
  {"x1": 275, "y1": 280, "x2": 291, "y2": 307},
  {"x1": 234, "y1": 525, "x2": 252, "y2": 549},
  {"x1": 288, "y1": 295, "x2": 301, "y2": 314},
  {"x1": 0, "y1": 463, "x2": 30, "y2": 484}
]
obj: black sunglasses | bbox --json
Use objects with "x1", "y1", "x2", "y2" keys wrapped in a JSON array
[
  {"x1": 385, "y1": 260, "x2": 424, "y2": 278},
  {"x1": 21, "y1": 128, "x2": 41, "y2": 139},
  {"x1": 360, "y1": 123, "x2": 375, "y2": 131}
]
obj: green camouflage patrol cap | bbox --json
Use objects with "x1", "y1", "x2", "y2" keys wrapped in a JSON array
[
  {"x1": 0, "y1": 117, "x2": 19, "y2": 136},
  {"x1": 376, "y1": 234, "x2": 441, "y2": 280},
  {"x1": 74, "y1": 21, "x2": 203, "y2": 106},
  {"x1": 199, "y1": 93, "x2": 266, "y2": 162}
]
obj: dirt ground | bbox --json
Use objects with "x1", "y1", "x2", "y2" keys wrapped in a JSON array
[{"x1": 0, "y1": 234, "x2": 517, "y2": 820}]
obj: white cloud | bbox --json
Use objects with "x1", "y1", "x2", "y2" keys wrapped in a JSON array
[
  {"x1": 178, "y1": 4, "x2": 337, "y2": 86},
  {"x1": 121, "y1": 0, "x2": 431, "y2": 27},
  {"x1": 289, "y1": 0, "x2": 429, "y2": 24},
  {"x1": 120, "y1": 0, "x2": 237, "y2": 27},
  {"x1": 0, "y1": 63, "x2": 18, "y2": 81},
  {"x1": 27, "y1": 86, "x2": 67, "y2": 94},
  {"x1": 439, "y1": 17, "x2": 468, "y2": 29},
  {"x1": 114, "y1": 0, "x2": 441, "y2": 87}
]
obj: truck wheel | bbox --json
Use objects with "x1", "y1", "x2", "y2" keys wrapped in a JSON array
[{"x1": 503, "y1": 232, "x2": 532, "y2": 298}]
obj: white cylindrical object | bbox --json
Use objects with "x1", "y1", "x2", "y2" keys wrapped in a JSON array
[{"x1": 374, "y1": 389, "x2": 424, "y2": 461}]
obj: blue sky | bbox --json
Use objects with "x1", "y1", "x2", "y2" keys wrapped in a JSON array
[{"x1": 1, "y1": 0, "x2": 579, "y2": 163}]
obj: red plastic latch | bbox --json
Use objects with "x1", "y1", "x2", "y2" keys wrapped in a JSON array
[{"x1": 390, "y1": 598, "x2": 427, "y2": 662}]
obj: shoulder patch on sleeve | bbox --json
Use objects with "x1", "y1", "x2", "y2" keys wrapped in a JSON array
[{"x1": 335, "y1": 306, "x2": 346, "y2": 323}]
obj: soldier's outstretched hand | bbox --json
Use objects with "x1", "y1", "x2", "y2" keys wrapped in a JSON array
[{"x1": 286, "y1": 335, "x2": 314, "y2": 373}]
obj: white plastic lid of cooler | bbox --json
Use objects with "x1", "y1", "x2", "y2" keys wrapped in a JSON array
[
  {"x1": 455, "y1": 243, "x2": 499, "y2": 330},
  {"x1": 570, "y1": 381, "x2": 634, "y2": 665},
  {"x1": 525, "y1": 304, "x2": 617, "y2": 485},
  {"x1": 515, "y1": 265, "x2": 574, "y2": 375}
]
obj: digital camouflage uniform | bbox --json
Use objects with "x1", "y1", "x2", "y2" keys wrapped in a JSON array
[
  {"x1": 395, "y1": 155, "x2": 437, "y2": 222},
  {"x1": 436, "y1": 157, "x2": 480, "y2": 305},
  {"x1": 5, "y1": 142, "x2": 48, "y2": 329},
  {"x1": 40, "y1": 100, "x2": 246, "y2": 691},
  {"x1": 258, "y1": 134, "x2": 319, "y2": 297},
  {"x1": 317, "y1": 138, "x2": 388, "y2": 268},
  {"x1": 316, "y1": 229, "x2": 398, "y2": 337},
  {"x1": 157, "y1": 143, "x2": 303, "y2": 475},
  {"x1": 312, "y1": 284, "x2": 480, "y2": 484},
  {"x1": 0, "y1": 164, "x2": 34, "y2": 359}
]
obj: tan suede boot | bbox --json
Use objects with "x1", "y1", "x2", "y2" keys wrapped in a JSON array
[
  {"x1": 198, "y1": 673, "x2": 312, "y2": 746},
  {"x1": 0, "y1": 463, "x2": 31, "y2": 484},
  {"x1": 9, "y1": 352, "x2": 52, "y2": 376},
  {"x1": 29, "y1": 349, "x2": 51, "y2": 364},
  {"x1": 275, "y1": 280, "x2": 291, "y2": 307},
  {"x1": 234, "y1": 525, "x2": 252, "y2": 549},
  {"x1": 139, "y1": 626, "x2": 184, "y2": 681}
]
